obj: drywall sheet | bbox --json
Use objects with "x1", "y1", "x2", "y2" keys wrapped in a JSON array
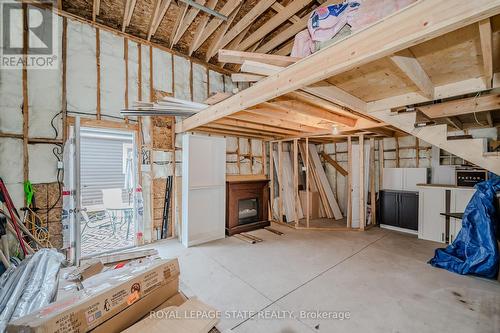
[
  {"x1": 224, "y1": 75, "x2": 235, "y2": 94},
  {"x1": 0, "y1": 138, "x2": 24, "y2": 207},
  {"x1": 192, "y1": 63, "x2": 208, "y2": 103},
  {"x1": 141, "y1": 44, "x2": 151, "y2": 102},
  {"x1": 100, "y1": 30, "x2": 125, "y2": 119},
  {"x1": 208, "y1": 70, "x2": 223, "y2": 95},
  {"x1": 152, "y1": 48, "x2": 172, "y2": 94},
  {"x1": 0, "y1": 11, "x2": 22, "y2": 134},
  {"x1": 28, "y1": 144, "x2": 59, "y2": 183},
  {"x1": 67, "y1": 20, "x2": 97, "y2": 115},
  {"x1": 174, "y1": 55, "x2": 191, "y2": 101}
]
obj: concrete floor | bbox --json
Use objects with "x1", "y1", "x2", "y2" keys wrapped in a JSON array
[{"x1": 151, "y1": 224, "x2": 500, "y2": 333}]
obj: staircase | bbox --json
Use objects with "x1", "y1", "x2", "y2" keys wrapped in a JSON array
[{"x1": 370, "y1": 109, "x2": 500, "y2": 175}]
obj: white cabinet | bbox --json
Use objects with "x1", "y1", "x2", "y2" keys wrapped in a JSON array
[
  {"x1": 383, "y1": 168, "x2": 428, "y2": 191},
  {"x1": 418, "y1": 187, "x2": 446, "y2": 243},
  {"x1": 418, "y1": 186, "x2": 475, "y2": 244},
  {"x1": 182, "y1": 134, "x2": 226, "y2": 247},
  {"x1": 449, "y1": 188, "x2": 475, "y2": 243}
]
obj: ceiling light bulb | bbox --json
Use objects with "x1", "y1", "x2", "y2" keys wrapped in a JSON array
[{"x1": 331, "y1": 125, "x2": 340, "y2": 135}]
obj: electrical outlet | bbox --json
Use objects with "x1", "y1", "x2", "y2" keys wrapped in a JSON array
[{"x1": 57, "y1": 161, "x2": 64, "y2": 169}]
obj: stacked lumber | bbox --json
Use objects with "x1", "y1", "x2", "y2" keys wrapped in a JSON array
[
  {"x1": 299, "y1": 143, "x2": 343, "y2": 220},
  {"x1": 121, "y1": 96, "x2": 208, "y2": 117},
  {"x1": 272, "y1": 146, "x2": 304, "y2": 222}
]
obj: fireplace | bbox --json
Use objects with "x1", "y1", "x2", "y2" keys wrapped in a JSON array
[{"x1": 226, "y1": 178, "x2": 269, "y2": 236}]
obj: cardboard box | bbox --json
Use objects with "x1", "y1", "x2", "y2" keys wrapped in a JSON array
[
  {"x1": 91, "y1": 277, "x2": 179, "y2": 333},
  {"x1": 8, "y1": 259, "x2": 180, "y2": 333}
]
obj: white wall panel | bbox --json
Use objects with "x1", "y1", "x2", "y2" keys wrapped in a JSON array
[
  {"x1": 67, "y1": 20, "x2": 97, "y2": 115},
  {"x1": 208, "y1": 70, "x2": 223, "y2": 95},
  {"x1": 100, "y1": 30, "x2": 125, "y2": 119},
  {"x1": 174, "y1": 55, "x2": 191, "y2": 101},
  {"x1": 153, "y1": 48, "x2": 172, "y2": 93},
  {"x1": 0, "y1": 10, "x2": 23, "y2": 134},
  {"x1": 192, "y1": 63, "x2": 208, "y2": 103}
]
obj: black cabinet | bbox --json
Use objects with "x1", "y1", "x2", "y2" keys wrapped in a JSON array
[{"x1": 380, "y1": 190, "x2": 418, "y2": 231}]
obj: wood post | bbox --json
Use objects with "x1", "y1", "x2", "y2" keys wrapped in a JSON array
[
  {"x1": 347, "y1": 136, "x2": 352, "y2": 228},
  {"x1": 293, "y1": 139, "x2": 299, "y2": 227},
  {"x1": 22, "y1": 4, "x2": 29, "y2": 187},
  {"x1": 305, "y1": 137, "x2": 309, "y2": 228},
  {"x1": 370, "y1": 138, "x2": 376, "y2": 226},
  {"x1": 269, "y1": 141, "x2": 274, "y2": 221},
  {"x1": 278, "y1": 141, "x2": 283, "y2": 223},
  {"x1": 379, "y1": 139, "x2": 384, "y2": 191},
  {"x1": 359, "y1": 135, "x2": 365, "y2": 231}
]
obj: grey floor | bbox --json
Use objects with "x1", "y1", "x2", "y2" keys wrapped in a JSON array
[{"x1": 151, "y1": 225, "x2": 500, "y2": 333}]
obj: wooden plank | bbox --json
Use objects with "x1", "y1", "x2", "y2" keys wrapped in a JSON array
[
  {"x1": 229, "y1": 111, "x2": 325, "y2": 132},
  {"x1": 147, "y1": 0, "x2": 163, "y2": 41},
  {"x1": 306, "y1": 138, "x2": 309, "y2": 227},
  {"x1": 278, "y1": 142, "x2": 283, "y2": 222},
  {"x1": 204, "y1": 92, "x2": 232, "y2": 105},
  {"x1": 369, "y1": 138, "x2": 376, "y2": 225},
  {"x1": 320, "y1": 152, "x2": 348, "y2": 176},
  {"x1": 266, "y1": 99, "x2": 357, "y2": 127},
  {"x1": 236, "y1": 0, "x2": 312, "y2": 51},
  {"x1": 214, "y1": 118, "x2": 301, "y2": 136},
  {"x1": 219, "y1": 49, "x2": 300, "y2": 67},
  {"x1": 359, "y1": 135, "x2": 365, "y2": 231},
  {"x1": 172, "y1": 0, "x2": 207, "y2": 45},
  {"x1": 478, "y1": 18, "x2": 493, "y2": 88},
  {"x1": 92, "y1": 0, "x2": 101, "y2": 21},
  {"x1": 418, "y1": 93, "x2": 500, "y2": 118},
  {"x1": 269, "y1": 142, "x2": 274, "y2": 220},
  {"x1": 22, "y1": 4, "x2": 29, "y2": 186},
  {"x1": 189, "y1": 0, "x2": 219, "y2": 56},
  {"x1": 274, "y1": 39, "x2": 294, "y2": 56},
  {"x1": 169, "y1": 1, "x2": 188, "y2": 45},
  {"x1": 122, "y1": 0, "x2": 134, "y2": 32},
  {"x1": 96, "y1": 28, "x2": 101, "y2": 120},
  {"x1": 217, "y1": 0, "x2": 276, "y2": 51},
  {"x1": 308, "y1": 144, "x2": 343, "y2": 219},
  {"x1": 253, "y1": 104, "x2": 333, "y2": 129},
  {"x1": 233, "y1": 234, "x2": 256, "y2": 244},
  {"x1": 294, "y1": 139, "x2": 299, "y2": 227},
  {"x1": 389, "y1": 49, "x2": 434, "y2": 99},
  {"x1": 178, "y1": 0, "x2": 500, "y2": 132},
  {"x1": 264, "y1": 226, "x2": 283, "y2": 235},
  {"x1": 378, "y1": 139, "x2": 384, "y2": 191},
  {"x1": 62, "y1": 17, "x2": 68, "y2": 140},
  {"x1": 241, "y1": 232, "x2": 263, "y2": 242},
  {"x1": 231, "y1": 73, "x2": 265, "y2": 83},
  {"x1": 190, "y1": 0, "x2": 242, "y2": 54},
  {"x1": 206, "y1": 4, "x2": 242, "y2": 60}
]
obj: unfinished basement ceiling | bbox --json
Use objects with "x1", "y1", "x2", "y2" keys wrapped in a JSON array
[{"x1": 62, "y1": 0, "x2": 320, "y2": 68}]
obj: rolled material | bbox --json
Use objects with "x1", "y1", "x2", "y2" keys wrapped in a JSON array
[{"x1": 0, "y1": 249, "x2": 64, "y2": 332}]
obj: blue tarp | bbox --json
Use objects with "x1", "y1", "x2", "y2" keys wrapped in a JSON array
[{"x1": 429, "y1": 177, "x2": 500, "y2": 279}]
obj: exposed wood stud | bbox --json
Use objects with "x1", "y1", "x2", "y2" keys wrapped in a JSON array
[
  {"x1": 169, "y1": 1, "x2": 188, "y2": 45},
  {"x1": 269, "y1": 142, "x2": 275, "y2": 220},
  {"x1": 92, "y1": 0, "x2": 101, "y2": 21},
  {"x1": 22, "y1": 3, "x2": 29, "y2": 186},
  {"x1": 389, "y1": 49, "x2": 434, "y2": 100},
  {"x1": 306, "y1": 137, "x2": 310, "y2": 228},
  {"x1": 278, "y1": 141, "x2": 283, "y2": 223},
  {"x1": 478, "y1": 18, "x2": 493, "y2": 89},
  {"x1": 369, "y1": 138, "x2": 376, "y2": 226},
  {"x1": 359, "y1": 135, "x2": 365, "y2": 231},
  {"x1": 172, "y1": 0, "x2": 208, "y2": 45},
  {"x1": 96, "y1": 28, "x2": 101, "y2": 120},
  {"x1": 395, "y1": 136, "x2": 400, "y2": 168}
]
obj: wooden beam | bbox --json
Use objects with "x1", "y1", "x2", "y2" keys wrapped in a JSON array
[
  {"x1": 218, "y1": 0, "x2": 277, "y2": 51},
  {"x1": 269, "y1": 98, "x2": 358, "y2": 127},
  {"x1": 206, "y1": 4, "x2": 242, "y2": 61},
  {"x1": 172, "y1": 0, "x2": 207, "y2": 45},
  {"x1": 389, "y1": 49, "x2": 434, "y2": 100},
  {"x1": 237, "y1": 0, "x2": 313, "y2": 51},
  {"x1": 195, "y1": 127, "x2": 273, "y2": 139},
  {"x1": 359, "y1": 134, "x2": 365, "y2": 231},
  {"x1": 347, "y1": 136, "x2": 352, "y2": 228},
  {"x1": 219, "y1": 49, "x2": 300, "y2": 67},
  {"x1": 178, "y1": 0, "x2": 500, "y2": 132},
  {"x1": 147, "y1": 0, "x2": 163, "y2": 41},
  {"x1": 92, "y1": 0, "x2": 101, "y2": 21},
  {"x1": 250, "y1": 104, "x2": 333, "y2": 129},
  {"x1": 231, "y1": 73, "x2": 265, "y2": 82},
  {"x1": 446, "y1": 116, "x2": 463, "y2": 130},
  {"x1": 169, "y1": 2, "x2": 188, "y2": 46},
  {"x1": 189, "y1": 0, "x2": 219, "y2": 56},
  {"x1": 229, "y1": 111, "x2": 325, "y2": 132},
  {"x1": 213, "y1": 118, "x2": 302, "y2": 136},
  {"x1": 190, "y1": 0, "x2": 242, "y2": 54},
  {"x1": 271, "y1": 2, "x2": 300, "y2": 23},
  {"x1": 122, "y1": 0, "x2": 134, "y2": 32},
  {"x1": 478, "y1": 18, "x2": 493, "y2": 89},
  {"x1": 274, "y1": 39, "x2": 294, "y2": 56},
  {"x1": 320, "y1": 152, "x2": 348, "y2": 176},
  {"x1": 419, "y1": 93, "x2": 500, "y2": 119},
  {"x1": 22, "y1": 4, "x2": 29, "y2": 185},
  {"x1": 486, "y1": 111, "x2": 494, "y2": 127},
  {"x1": 204, "y1": 123, "x2": 285, "y2": 137}
]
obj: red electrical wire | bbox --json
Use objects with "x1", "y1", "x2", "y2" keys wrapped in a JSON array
[{"x1": 0, "y1": 180, "x2": 28, "y2": 256}]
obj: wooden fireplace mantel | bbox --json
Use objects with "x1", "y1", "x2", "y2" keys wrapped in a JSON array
[{"x1": 226, "y1": 177, "x2": 270, "y2": 236}]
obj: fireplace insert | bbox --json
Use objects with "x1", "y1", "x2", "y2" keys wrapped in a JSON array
[{"x1": 238, "y1": 198, "x2": 259, "y2": 225}]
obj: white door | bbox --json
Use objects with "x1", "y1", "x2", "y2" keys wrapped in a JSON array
[{"x1": 182, "y1": 134, "x2": 226, "y2": 247}]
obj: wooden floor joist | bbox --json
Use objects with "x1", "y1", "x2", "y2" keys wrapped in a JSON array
[{"x1": 179, "y1": 0, "x2": 500, "y2": 133}]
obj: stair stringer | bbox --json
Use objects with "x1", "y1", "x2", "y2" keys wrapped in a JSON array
[{"x1": 370, "y1": 109, "x2": 500, "y2": 175}]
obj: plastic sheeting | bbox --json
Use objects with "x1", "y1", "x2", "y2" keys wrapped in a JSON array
[
  {"x1": 0, "y1": 249, "x2": 64, "y2": 332},
  {"x1": 429, "y1": 177, "x2": 500, "y2": 279}
]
